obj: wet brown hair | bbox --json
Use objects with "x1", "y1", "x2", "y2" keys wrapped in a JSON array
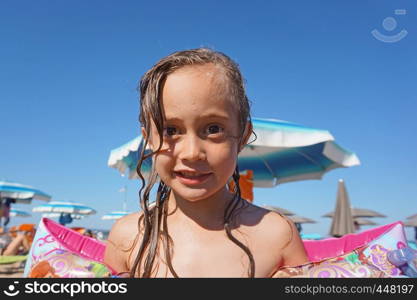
[{"x1": 132, "y1": 48, "x2": 254, "y2": 277}]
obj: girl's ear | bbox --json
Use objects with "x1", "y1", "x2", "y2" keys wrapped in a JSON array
[
  {"x1": 239, "y1": 121, "x2": 253, "y2": 152},
  {"x1": 141, "y1": 127, "x2": 147, "y2": 141},
  {"x1": 141, "y1": 127, "x2": 152, "y2": 150}
]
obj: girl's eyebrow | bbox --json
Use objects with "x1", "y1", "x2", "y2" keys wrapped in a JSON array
[
  {"x1": 199, "y1": 112, "x2": 230, "y2": 120},
  {"x1": 165, "y1": 113, "x2": 230, "y2": 122}
]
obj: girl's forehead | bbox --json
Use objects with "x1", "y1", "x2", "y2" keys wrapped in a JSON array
[
  {"x1": 159, "y1": 66, "x2": 238, "y2": 125},
  {"x1": 164, "y1": 65, "x2": 229, "y2": 100},
  {"x1": 172, "y1": 63, "x2": 223, "y2": 76}
]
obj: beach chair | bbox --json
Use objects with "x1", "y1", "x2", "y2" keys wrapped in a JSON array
[
  {"x1": 0, "y1": 227, "x2": 31, "y2": 276},
  {"x1": 0, "y1": 224, "x2": 35, "y2": 276},
  {"x1": 0, "y1": 255, "x2": 27, "y2": 276}
]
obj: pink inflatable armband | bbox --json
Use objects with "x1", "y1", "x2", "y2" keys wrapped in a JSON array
[
  {"x1": 274, "y1": 221, "x2": 411, "y2": 278},
  {"x1": 23, "y1": 218, "x2": 116, "y2": 278},
  {"x1": 303, "y1": 221, "x2": 406, "y2": 262},
  {"x1": 387, "y1": 246, "x2": 417, "y2": 278}
]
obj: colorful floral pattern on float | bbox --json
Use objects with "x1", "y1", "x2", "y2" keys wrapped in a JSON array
[
  {"x1": 272, "y1": 245, "x2": 388, "y2": 278},
  {"x1": 23, "y1": 218, "x2": 116, "y2": 278},
  {"x1": 387, "y1": 246, "x2": 417, "y2": 278},
  {"x1": 274, "y1": 222, "x2": 410, "y2": 278}
]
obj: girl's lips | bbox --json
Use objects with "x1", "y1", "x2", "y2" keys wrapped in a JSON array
[{"x1": 174, "y1": 172, "x2": 212, "y2": 185}]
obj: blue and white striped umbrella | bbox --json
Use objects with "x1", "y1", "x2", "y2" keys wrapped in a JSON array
[
  {"x1": 41, "y1": 212, "x2": 85, "y2": 220},
  {"x1": 0, "y1": 181, "x2": 51, "y2": 204},
  {"x1": 101, "y1": 211, "x2": 131, "y2": 220},
  {"x1": 108, "y1": 136, "x2": 152, "y2": 179},
  {"x1": 9, "y1": 209, "x2": 31, "y2": 218},
  {"x1": 107, "y1": 118, "x2": 360, "y2": 187},
  {"x1": 32, "y1": 201, "x2": 96, "y2": 215}
]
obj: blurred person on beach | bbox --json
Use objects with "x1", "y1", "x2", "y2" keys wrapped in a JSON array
[
  {"x1": 104, "y1": 48, "x2": 308, "y2": 277},
  {"x1": 354, "y1": 220, "x2": 361, "y2": 232},
  {"x1": 59, "y1": 213, "x2": 73, "y2": 226},
  {"x1": 0, "y1": 225, "x2": 33, "y2": 256},
  {"x1": 0, "y1": 198, "x2": 15, "y2": 228},
  {"x1": 71, "y1": 227, "x2": 94, "y2": 238}
]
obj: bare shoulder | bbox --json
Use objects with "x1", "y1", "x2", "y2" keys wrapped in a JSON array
[
  {"x1": 103, "y1": 211, "x2": 143, "y2": 273},
  {"x1": 238, "y1": 203, "x2": 309, "y2": 267},
  {"x1": 107, "y1": 212, "x2": 142, "y2": 245},
  {"x1": 238, "y1": 203, "x2": 295, "y2": 247}
]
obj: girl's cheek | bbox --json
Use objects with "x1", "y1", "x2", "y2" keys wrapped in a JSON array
[{"x1": 210, "y1": 146, "x2": 238, "y2": 163}]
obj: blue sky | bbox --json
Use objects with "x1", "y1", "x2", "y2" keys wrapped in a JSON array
[{"x1": 1, "y1": 0, "x2": 416, "y2": 239}]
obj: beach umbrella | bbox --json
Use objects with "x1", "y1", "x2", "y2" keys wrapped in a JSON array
[
  {"x1": 262, "y1": 205, "x2": 295, "y2": 216},
  {"x1": 404, "y1": 216, "x2": 417, "y2": 227},
  {"x1": 9, "y1": 209, "x2": 31, "y2": 218},
  {"x1": 350, "y1": 208, "x2": 386, "y2": 218},
  {"x1": 107, "y1": 118, "x2": 360, "y2": 187},
  {"x1": 101, "y1": 211, "x2": 131, "y2": 220},
  {"x1": 407, "y1": 214, "x2": 417, "y2": 220},
  {"x1": 288, "y1": 215, "x2": 316, "y2": 224},
  {"x1": 40, "y1": 213, "x2": 85, "y2": 220},
  {"x1": 323, "y1": 207, "x2": 386, "y2": 218},
  {"x1": 0, "y1": 180, "x2": 51, "y2": 204},
  {"x1": 102, "y1": 186, "x2": 133, "y2": 221},
  {"x1": 32, "y1": 201, "x2": 96, "y2": 226},
  {"x1": 32, "y1": 201, "x2": 96, "y2": 215},
  {"x1": 354, "y1": 218, "x2": 378, "y2": 226},
  {"x1": 328, "y1": 179, "x2": 355, "y2": 237},
  {"x1": 287, "y1": 215, "x2": 316, "y2": 234}
]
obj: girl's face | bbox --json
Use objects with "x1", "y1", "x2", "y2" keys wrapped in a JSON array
[{"x1": 144, "y1": 64, "x2": 248, "y2": 203}]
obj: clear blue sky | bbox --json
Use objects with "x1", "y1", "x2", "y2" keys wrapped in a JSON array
[{"x1": 1, "y1": 0, "x2": 416, "y2": 239}]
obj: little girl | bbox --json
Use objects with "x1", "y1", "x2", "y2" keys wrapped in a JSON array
[{"x1": 104, "y1": 48, "x2": 308, "y2": 277}]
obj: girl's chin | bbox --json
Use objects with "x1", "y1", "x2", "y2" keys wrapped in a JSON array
[
  {"x1": 170, "y1": 184, "x2": 225, "y2": 202},
  {"x1": 173, "y1": 190, "x2": 213, "y2": 202}
]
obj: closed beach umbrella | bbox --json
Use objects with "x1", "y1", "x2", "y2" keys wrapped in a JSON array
[
  {"x1": 108, "y1": 118, "x2": 360, "y2": 187},
  {"x1": 102, "y1": 211, "x2": 130, "y2": 220},
  {"x1": 262, "y1": 205, "x2": 295, "y2": 216},
  {"x1": 328, "y1": 179, "x2": 355, "y2": 237},
  {"x1": 0, "y1": 181, "x2": 51, "y2": 204}
]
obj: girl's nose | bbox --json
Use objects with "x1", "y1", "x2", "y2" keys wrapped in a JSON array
[{"x1": 178, "y1": 134, "x2": 206, "y2": 162}]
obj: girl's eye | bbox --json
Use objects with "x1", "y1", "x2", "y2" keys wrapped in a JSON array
[
  {"x1": 163, "y1": 126, "x2": 178, "y2": 136},
  {"x1": 206, "y1": 125, "x2": 224, "y2": 135}
]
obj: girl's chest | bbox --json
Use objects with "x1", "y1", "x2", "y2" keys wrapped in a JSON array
[{"x1": 127, "y1": 230, "x2": 282, "y2": 277}]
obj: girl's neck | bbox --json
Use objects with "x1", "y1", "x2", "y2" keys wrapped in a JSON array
[{"x1": 166, "y1": 187, "x2": 236, "y2": 230}]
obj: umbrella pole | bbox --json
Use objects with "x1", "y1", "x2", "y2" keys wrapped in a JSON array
[{"x1": 123, "y1": 185, "x2": 127, "y2": 212}]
